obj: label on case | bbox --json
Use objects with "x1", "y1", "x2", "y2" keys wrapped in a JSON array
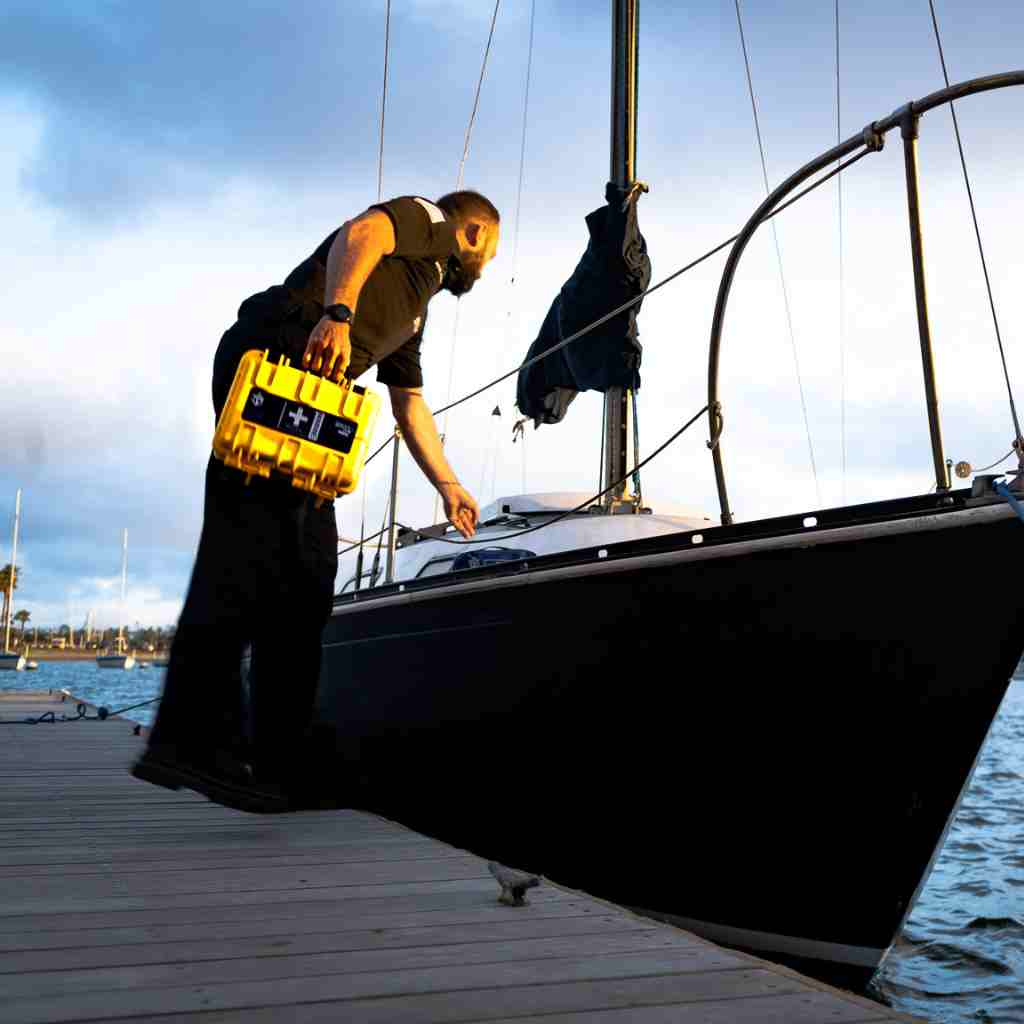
[{"x1": 242, "y1": 389, "x2": 357, "y2": 454}]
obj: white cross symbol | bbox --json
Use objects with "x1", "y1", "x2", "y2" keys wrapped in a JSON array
[{"x1": 288, "y1": 407, "x2": 309, "y2": 429}]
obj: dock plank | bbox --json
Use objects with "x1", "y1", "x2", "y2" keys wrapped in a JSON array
[
  {"x1": 6, "y1": 971, "x2": 812, "y2": 1024},
  {"x1": 0, "y1": 914, "x2": 661, "y2": 973},
  {"x1": 0, "y1": 690, "x2": 922, "y2": 1024}
]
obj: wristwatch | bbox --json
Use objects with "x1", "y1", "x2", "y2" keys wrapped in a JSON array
[{"x1": 323, "y1": 303, "x2": 354, "y2": 324}]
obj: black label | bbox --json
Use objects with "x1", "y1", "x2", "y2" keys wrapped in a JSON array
[{"x1": 242, "y1": 389, "x2": 357, "y2": 455}]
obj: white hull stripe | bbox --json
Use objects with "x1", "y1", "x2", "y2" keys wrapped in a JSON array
[
  {"x1": 332, "y1": 502, "x2": 1014, "y2": 619},
  {"x1": 633, "y1": 907, "x2": 886, "y2": 968}
]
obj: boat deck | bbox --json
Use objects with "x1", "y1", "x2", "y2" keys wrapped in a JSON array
[{"x1": 0, "y1": 690, "x2": 921, "y2": 1023}]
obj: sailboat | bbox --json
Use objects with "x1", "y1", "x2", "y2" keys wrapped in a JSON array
[
  {"x1": 305, "y1": 2, "x2": 1024, "y2": 992},
  {"x1": 0, "y1": 489, "x2": 27, "y2": 671},
  {"x1": 96, "y1": 528, "x2": 136, "y2": 670}
]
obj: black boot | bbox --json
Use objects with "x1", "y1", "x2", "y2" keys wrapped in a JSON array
[{"x1": 132, "y1": 742, "x2": 288, "y2": 814}]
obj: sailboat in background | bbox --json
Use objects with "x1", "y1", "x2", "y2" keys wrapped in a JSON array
[
  {"x1": 304, "y1": 0, "x2": 1024, "y2": 994},
  {"x1": 0, "y1": 489, "x2": 27, "y2": 671},
  {"x1": 96, "y1": 528, "x2": 136, "y2": 670}
]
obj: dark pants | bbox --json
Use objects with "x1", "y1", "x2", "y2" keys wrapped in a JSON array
[{"x1": 149, "y1": 307, "x2": 338, "y2": 782}]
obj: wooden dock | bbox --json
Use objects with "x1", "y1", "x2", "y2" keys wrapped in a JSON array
[{"x1": 0, "y1": 690, "x2": 922, "y2": 1023}]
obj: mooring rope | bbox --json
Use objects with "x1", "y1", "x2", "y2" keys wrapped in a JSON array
[{"x1": 0, "y1": 695, "x2": 161, "y2": 725}]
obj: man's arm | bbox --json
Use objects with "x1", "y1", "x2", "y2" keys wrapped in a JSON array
[
  {"x1": 389, "y1": 386, "x2": 479, "y2": 539},
  {"x1": 303, "y1": 209, "x2": 396, "y2": 382}
]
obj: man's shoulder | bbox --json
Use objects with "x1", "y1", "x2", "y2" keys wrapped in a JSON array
[
  {"x1": 407, "y1": 196, "x2": 447, "y2": 224},
  {"x1": 378, "y1": 195, "x2": 447, "y2": 222},
  {"x1": 373, "y1": 196, "x2": 455, "y2": 261}
]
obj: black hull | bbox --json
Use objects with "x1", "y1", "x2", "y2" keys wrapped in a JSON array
[{"x1": 312, "y1": 492, "x2": 1022, "y2": 989}]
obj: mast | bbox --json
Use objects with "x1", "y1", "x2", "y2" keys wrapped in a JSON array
[
  {"x1": 604, "y1": 0, "x2": 639, "y2": 510},
  {"x1": 118, "y1": 528, "x2": 128, "y2": 653},
  {"x1": 4, "y1": 489, "x2": 20, "y2": 654}
]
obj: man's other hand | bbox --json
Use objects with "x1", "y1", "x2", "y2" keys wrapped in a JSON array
[
  {"x1": 303, "y1": 317, "x2": 352, "y2": 382},
  {"x1": 439, "y1": 482, "x2": 479, "y2": 539}
]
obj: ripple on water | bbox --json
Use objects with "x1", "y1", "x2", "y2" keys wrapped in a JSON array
[
  {"x1": 965, "y1": 916, "x2": 1024, "y2": 933},
  {"x1": 875, "y1": 680, "x2": 1024, "y2": 1023}
]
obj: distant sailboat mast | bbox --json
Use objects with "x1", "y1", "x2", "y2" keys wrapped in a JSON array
[
  {"x1": 96, "y1": 528, "x2": 135, "y2": 670},
  {"x1": 118, "y1": 528, "x2": 128, "y2": 654},
  {"x1": 3, "y1": 489, "x2": 21, "y2": 654}
]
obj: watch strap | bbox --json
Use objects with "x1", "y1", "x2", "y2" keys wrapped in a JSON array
[{"x1": 323, "y1": 303, "x2": 354, "y2": 324}]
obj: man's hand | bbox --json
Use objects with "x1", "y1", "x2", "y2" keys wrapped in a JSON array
[
  {"x1": 438, "y1": 482, "x2": 479, "y2": 539},
  {"x1": 303, "y1": 317, "x2": 351, "y2": 382}
]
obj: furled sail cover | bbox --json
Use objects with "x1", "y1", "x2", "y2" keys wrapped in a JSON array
[{"x1": 516, "y1": 183, "x2": 651, "y2": 425}]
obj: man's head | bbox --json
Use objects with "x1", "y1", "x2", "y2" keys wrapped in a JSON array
[{"x1": 437, "y1": 190, "x2": 500, "y2": 296}]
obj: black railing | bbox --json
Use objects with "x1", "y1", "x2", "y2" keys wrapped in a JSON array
[{"x1": 707, "y1": 71, "x2": 1024, "y2": 525}]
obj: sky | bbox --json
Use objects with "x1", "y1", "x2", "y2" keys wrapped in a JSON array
[{"x1": 1, "y1": 0, "x2": 1022, "y2": 630}]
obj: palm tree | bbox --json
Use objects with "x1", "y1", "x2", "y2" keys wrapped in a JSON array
[
  {"x1": 0, "y1": 564, "x2": 18, "y2": 640},
  {"x1": 14, "y1": 610, "x2": 30, "y2": 646}
]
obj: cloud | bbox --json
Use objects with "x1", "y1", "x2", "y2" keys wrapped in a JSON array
[
  {"x1": 0, "y1": 0, "x2": 542, "y2": 225},
  {"x1": 4, "y1": 0, "x2": 1023, "y2": 629},
  {"x1": 0, "y1": 2, "x2": 408, "y2": 222}
]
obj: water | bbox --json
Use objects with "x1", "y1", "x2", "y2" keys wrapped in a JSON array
[
  {"x1": 2, "y1": 660, "x2": 164, "y2": 726},
  {"x1": 872, "y1": 678, "x2": 1024, "y2": 1023},
  {"x1": 3, "y1": 665, "x2": 1022, "y2": 1022}
]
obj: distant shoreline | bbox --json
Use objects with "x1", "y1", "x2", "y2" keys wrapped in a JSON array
[{"x1": 8, "y1": 649, "x2": 168, "y2": 663}]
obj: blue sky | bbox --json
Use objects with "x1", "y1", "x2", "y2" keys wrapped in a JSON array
[{"x1": 1, "y1": 0, "x2": 1022, "y2": 629}]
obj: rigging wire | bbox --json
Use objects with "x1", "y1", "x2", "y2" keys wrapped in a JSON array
[
  {"x1": 521, "y1": 422, "x2": 527, "y2": 493},
  {"x1": 354, "y1": 147, "x2": 871, "y2": 479},
  {"x1": 490, "y1": 0, "x2": 538, "y2": 501},
  {"x1": 733, "y1": 0, "x2": 821, "y2": 507},
  {"x1": 970, "y1": 450, "x2": 1011, "y2": 473},
  {"x1": 370, "y1": 443, "x2": 395, "y2": 585},
  {"x1": 341, "y1": 401, "x2": 703, "y2": 557},
  {"x1": 835, "y1": 0, "x2": 847, "y2": 504},
  {"x1": 433, "y1": 0, "x2": 503, "y2": 524},
  {"x1": 360, "y1": 0, "x2": 392, "y2": 572},
  {"x1": 377, "y1": 0, "x2": 391, "y2": 204},
  {"x1": 457, "y1": 0, "x2": 502, "y2": 190},
  {"x1": 399, "y1": 404, "x2": 709, "y2": 547},
  {"x1": 341, "y1": 524, "x2": 391, "y2": 558},
  {"x1": 973, "y1": 448, "x2": 1016, "y2": 474},
  {"x1": 926, "y1": 0, "x2": 1023, "y2": 450},
  {"x1": 433, "y1": 302, "x2": 463, "y2": 524},
  {"x1": 631, "y1": 390, "x2": 642, "y2": 503},
  {"x1": 341, "y1": 140, "x2": 866, "y2": 558},
  {"x1": 511, "y1": 0, "x2": 537, "y2": 290},
  {"x1": 355, "y1": 0, "x2": 392, "y2": 574}
]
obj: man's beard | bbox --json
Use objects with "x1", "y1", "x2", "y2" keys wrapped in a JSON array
[{"x1": 442, "y1": 253, "x2": 484, "y2": 296}]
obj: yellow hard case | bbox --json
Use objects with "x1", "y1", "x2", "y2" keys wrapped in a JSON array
[{"x1": 213, "y1": 350, "x2": 381, "y2": 501}]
